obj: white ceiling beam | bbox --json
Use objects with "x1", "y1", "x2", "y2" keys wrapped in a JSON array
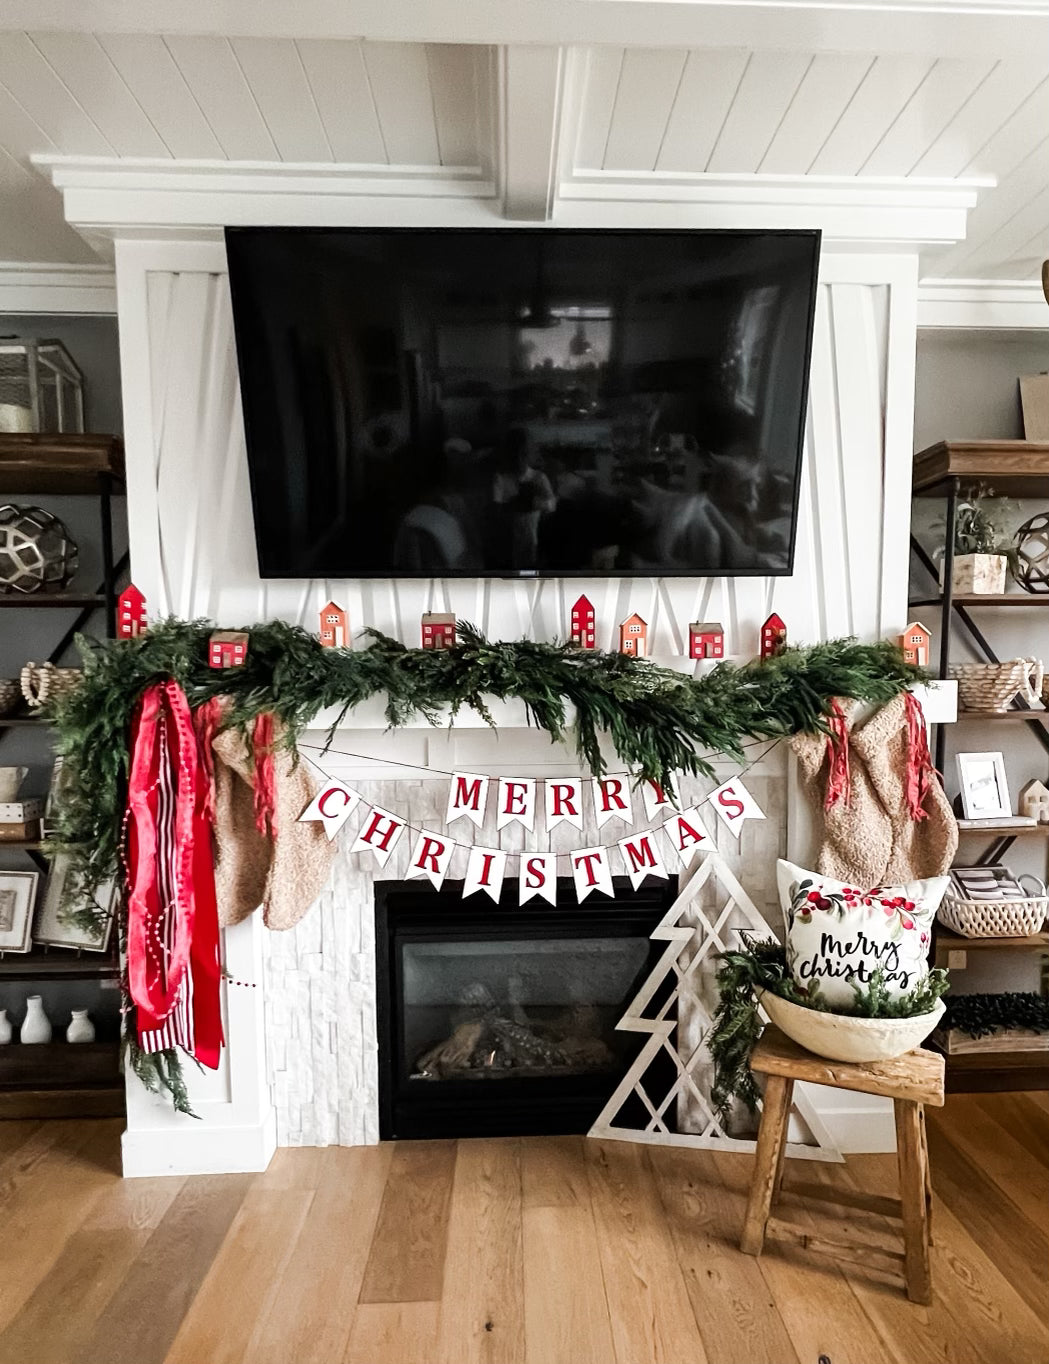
[
  {"x1": 2, "y1": 1, "x2": 1047, "y2": 58},
  {"x1": 499, "y1": 45, "x2": 567, "y2": 221}
]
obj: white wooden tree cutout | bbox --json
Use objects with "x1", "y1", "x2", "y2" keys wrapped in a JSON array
[{"x1": 589, "y1": 851, "x2": 842, "y2": 1162}]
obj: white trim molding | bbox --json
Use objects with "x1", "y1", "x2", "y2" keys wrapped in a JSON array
[
  {"x1": 0, "y1": 262, "x2": 115, "y2": 314},
  {"x1": 918, "y1": 278, "x2": 1049, "y2": 329},
  {"x1": 36, "y1": 155, "x2": 989, "y2": 253}
]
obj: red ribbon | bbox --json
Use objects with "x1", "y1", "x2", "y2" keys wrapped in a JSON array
[
  {"x1": 824, "y1": 699, "x2": 851, "y2": 809},
  {"x1": 193, "y1": 695, "x2": 224, "y2": 825},
  {"x1": 904, "y1": 691, "x2": 933, "y2": 822},
  {"x1": 253, "y1": 711, "x2": 277, "y2": 839}
]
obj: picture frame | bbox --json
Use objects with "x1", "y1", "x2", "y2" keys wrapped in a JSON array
[
  {"x1": 34, "y1": 855, "x2": 116, "y2": 953},
  {"x1": 0, "y1": 870, "x2": 40, "y2": 953},
  {"x1": 956, "y1": 751, "x2": 1012, "y2": 821}
]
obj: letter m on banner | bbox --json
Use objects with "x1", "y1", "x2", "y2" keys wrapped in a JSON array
[{"x1": 446, "y1": 772, "x2": 489, "y2": 828}]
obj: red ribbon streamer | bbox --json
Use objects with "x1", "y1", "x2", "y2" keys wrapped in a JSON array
[
  {"x1": 824, "y1": 699, "x2": 851, "y2": 809},
  {"x1": 904, "y1": 691, "x2": 933, "y2": 822},
  {"x1": 253, "y1": 711, "x2": 277, "y2": 838}
]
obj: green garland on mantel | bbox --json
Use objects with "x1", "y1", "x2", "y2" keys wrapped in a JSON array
[{"x1": 46, "y1": 617, "x2": 924, "y2": 1111}]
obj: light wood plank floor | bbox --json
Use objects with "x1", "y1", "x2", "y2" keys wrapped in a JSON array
[{"x1": 0, "y1": 1094, "x2": 1046, "y2": 1364}]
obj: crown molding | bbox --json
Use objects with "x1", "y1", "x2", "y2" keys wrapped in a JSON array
[
  {"x1": 0, "y1": 261, "x2": 116, "y2": 314},
  {"x1": 918, "y1": 278, "x2": 1049, "y2": 328},
  {"x1": 34, "y1": 156, "x2": 989, "y2": 250}
]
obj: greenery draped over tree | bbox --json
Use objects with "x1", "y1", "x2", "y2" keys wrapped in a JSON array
[{"x1": 47, "y1": 617, "x2": 926, "y2": 1110}]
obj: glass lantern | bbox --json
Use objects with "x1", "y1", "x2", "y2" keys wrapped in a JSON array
[{"x1": 0, "y1": 338, "x2": 84, "y2": 434}]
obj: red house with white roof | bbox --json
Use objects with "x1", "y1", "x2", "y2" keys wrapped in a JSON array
[
  {"x1": 689, "y1": 621, "x2": 724, "y2": 660},
  {"x1": 619, "y1": 613, "x2": 648, "y2": 658},
  {"x1": 421, "y1": 612, "x2": 456, "y2": 650},
  {"x1": 209, "y1": 631, "x2": 249, "y2": 668},
  {"x1": 760, "y1": 612, "x2": 787, "y2": 660},
  {"x1": 570, "y1": 594, "x2": 596, "y2": 649},
  {"x1": 899, "y1": 621, "x2": 931, "y2": 668},
  {"x1": 116, "y1": 584, "x2": 147, "y2": 639}
]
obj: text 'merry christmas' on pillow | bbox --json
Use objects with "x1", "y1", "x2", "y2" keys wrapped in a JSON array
[{"x1": 776, "y1": 858, "x2": 949, "y2": 1009}]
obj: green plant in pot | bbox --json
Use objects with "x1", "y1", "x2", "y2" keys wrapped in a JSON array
[
  {"x1": 707, "y1": 936, "x2": 950, "y2": 1121},
  {"x1": 933, "y1": 485, "x2": 1017, "y2": 595}
]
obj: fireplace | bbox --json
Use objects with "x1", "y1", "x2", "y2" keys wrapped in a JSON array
[{"x1": 375, "y1": 879, "x2": 674, "y2": 1139}]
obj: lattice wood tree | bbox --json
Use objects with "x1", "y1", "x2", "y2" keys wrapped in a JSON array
[{"x1": 589, "y1": 852, "x2": 841, "y2": 1161}]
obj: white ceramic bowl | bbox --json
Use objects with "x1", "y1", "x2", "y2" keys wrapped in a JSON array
[{"x1": 758, "y1": 991, "x2": 945, "y2": 1063}]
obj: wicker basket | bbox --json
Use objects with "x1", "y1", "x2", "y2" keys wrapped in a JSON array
[
  {"x1": 949, "y1": 657, "x2": 1044, "y2": 712},
  {"x1": 938, "y1": 879, "x2": 1048, "y2": 938}
]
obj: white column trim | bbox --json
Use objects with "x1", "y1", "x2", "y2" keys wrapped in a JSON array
[
  {"x1": 918, "y1": 278, "x2": 1049, "y2": 329},
  {"x1": 0, "y1": 262, "x2": 116, "y2": 314}
]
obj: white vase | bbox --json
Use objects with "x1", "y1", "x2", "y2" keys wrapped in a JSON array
[
  {"x1": 65, "y1": 1010, "x2": 95, "y2": 1044},
  {"x1": 0, "y1": 1009, "x2": 11, "y2": 1045},
  {"x1": 20, "y1": 995, "x2": 52, "y2": 1044}
]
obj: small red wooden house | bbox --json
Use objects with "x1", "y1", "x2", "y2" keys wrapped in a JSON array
[
  {"x1": 319, "y1": 601, "x2": 348, "y2": 649},
  {"x1": 759, "y1": 612, "x2": 787, "y2": 660},
  {"x1": 899, "y1": 621, "x2": 932, "y2": 668},
  {"x1": 619, "y1": 612, "x2": 648, "y2": 658},
  {"x1": 421, "y1": 612, "x2": 456, "y2": 650},
  {"x1": 116, "y1": 584, "x2": 147, "y2": 639},
  {"x1": 689, "y1": 621, "x2": 724, "y2": 660},
  {"x1": 570, "y1": 594, "x2": 596, "y2": 649},
  {"x1": 208, "y1": 631, "x2": 249, "y2": 669}
]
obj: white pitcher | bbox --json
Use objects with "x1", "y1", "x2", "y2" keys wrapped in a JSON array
[{"x1": 20, "y1": 995, "x2": 52, "y2": 1044}]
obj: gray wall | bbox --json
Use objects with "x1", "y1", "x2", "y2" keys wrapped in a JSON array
[{"x1": 915, "y1": 327, "x2": 1049, "y2": 451}]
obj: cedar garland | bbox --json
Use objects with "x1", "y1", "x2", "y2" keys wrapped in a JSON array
[{"x1": 45, "y1": 617, "x2": 925, "y2": 1110}]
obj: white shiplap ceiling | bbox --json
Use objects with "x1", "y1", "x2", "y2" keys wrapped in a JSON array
[{"x1": 0, "y1": 29, "x2": 1044, "y2": 279}]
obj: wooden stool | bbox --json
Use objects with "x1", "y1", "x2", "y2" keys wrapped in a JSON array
[{"x1": 739, "y1": 1024, "x2": 945, "y2": 1304}]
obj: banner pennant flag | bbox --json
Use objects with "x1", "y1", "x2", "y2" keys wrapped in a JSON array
[
  {"x1": 707, "y1": 778, "x2": 765, "y2": 838},
  {"x1": 464, "y1": 845, "x2": 508, "y2": 901},
  {"x1": 518, "y1": 851, "x2": 558, "y2": 905},
  {"x1": 641, "y1": 778, "x2": 679, "y2": 822},
  {"x1": 405, "y1": 828, "x2": 455, "y2": 889},
  {"x1": 570, "y1": 845, "x2": 614, "y2": 901},
  {"x1": 616, "y1": 831, "x2": 669, "y2": 890},
  {"x1": 349, "y1": 805, "x2": 406, "y2": 868},
  {"x1": 496, "y1": 777, "x2": 537, "y2": 832},
  {"x1": 591, "y1": 774, "x2": 633, "y2": 830},
  {"x1": 544, "y1": 778, "x2": 584, "y2": 832},
  {"x1": 297, "y1": 779, "x2": 361, "y2": 841},
  {"x1": 446, "y1": 772, "x2": 489, "y2": 828},
  {"x1": 660, "y1": 806, "x2": 714, "y2": 870}
]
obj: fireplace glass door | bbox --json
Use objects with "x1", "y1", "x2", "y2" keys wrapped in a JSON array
[{"x1": 376, "y1": 881, "x2": 673, "y2": 1139}]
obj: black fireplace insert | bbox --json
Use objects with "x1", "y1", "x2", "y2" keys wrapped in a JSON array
[{"x1": 375, "y1": 878, "x2": 675, "y2": 1140}]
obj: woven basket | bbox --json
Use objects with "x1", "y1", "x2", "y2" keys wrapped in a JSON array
[
  {"x1": 949, "y1": 658, "x2": 1044, "y2": 712},
  {"x1": 938, "y1": 887, "x2": 1048, "y2": 938},
  {"x1": 0, "y1": 679, "x2": 19, "y2": 715}
]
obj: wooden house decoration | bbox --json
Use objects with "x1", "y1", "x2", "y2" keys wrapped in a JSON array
[
  {"x1": 319, "y1": 601, "x2": 348, "y2": 649},
  {"x1": 570, "y1": 594, "x2": 596, "y2": 649},
  {"x1": 421, "y1": 612, "x2": 456, "y2": 650},
  {"x1": 689, "y1": 621, "x2": 724, "y2": 660},
  {"x1": 1019, "y1": 778, "x2": 1049, "y2": 824},
  {"x1": 208, "y1": 631, "x2": 249, "y2": 669},
  {"x1": 898, "y1": 621, "x2": 932, "y2": 668},
  {"x1": 116, "y1": 583, "x2": 147, "y2": 639},
  {"x1": 619, "y1": 613, "x2": 648, "y2": 658},
  {"x1": 759, "y1": 612, "x2": 787, "y2": 660}
]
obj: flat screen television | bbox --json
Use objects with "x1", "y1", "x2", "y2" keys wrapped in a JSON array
[{"x1": 225, "y1": 227, "x2": 820, "y2": 579}]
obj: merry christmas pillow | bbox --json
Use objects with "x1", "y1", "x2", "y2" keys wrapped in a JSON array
[{"x1": 776, "y1": 858, "x2": 949, "y2": 1009}]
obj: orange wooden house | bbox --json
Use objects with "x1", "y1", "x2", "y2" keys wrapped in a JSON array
[
  {"x1": 319, "y1": 601, "x2": 349, "y2": 648},
  {"x1": 619, "y1": 613, "x2": 648, "y2": 658}
]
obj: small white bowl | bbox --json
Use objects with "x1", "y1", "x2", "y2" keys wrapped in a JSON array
[{"x1": 758, "y1": 991, "x2": 945, "y2": 1063}]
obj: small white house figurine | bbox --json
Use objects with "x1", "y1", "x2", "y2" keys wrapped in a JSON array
[{"x1": 1019, "y1": 778, "x2": 1049, "y2": 824}]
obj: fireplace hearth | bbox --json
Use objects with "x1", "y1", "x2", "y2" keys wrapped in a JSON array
[{"x1": 375, "y1": 879, "x2": 674, "y2": 1139}]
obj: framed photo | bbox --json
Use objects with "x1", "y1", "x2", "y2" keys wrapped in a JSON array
[
  {"x1": 0, "y1": 870, "x2": 40, "y2": 953},
  {"x1": 34, "y1": 855, "x2": 116, "y2": 953},
  {"x1": 957, "y1": 751, "x2": 1012, "y2": 821}
]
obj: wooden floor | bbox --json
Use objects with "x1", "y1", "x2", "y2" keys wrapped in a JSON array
[{"x1": 0, "y1": 1094, "x2": 1046, "y2": 1364}]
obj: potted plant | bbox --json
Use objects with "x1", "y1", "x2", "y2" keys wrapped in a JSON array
[
  {"x1": 935, "y1": 486, "x2": 1016, "y2": 595},
  {"x1": 707, "y1": 937, "x2": 949, "y2": 1121}
]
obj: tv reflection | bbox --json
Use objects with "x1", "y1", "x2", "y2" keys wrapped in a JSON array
[{"x1": 387, "y1": 306, "x2": 794, "y2": 576}]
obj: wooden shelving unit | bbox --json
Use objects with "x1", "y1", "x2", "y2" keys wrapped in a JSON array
[
  {"x1": 913, "y1": 440, "x2": 1049, "y2": 1092},
  {"x1": 0, "y1": 433, "x2": 126, "y2": 1119}
]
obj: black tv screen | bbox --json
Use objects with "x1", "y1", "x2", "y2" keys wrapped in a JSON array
[{"x1": 226, "y1": 227, "x2": 820, "y2": 579}]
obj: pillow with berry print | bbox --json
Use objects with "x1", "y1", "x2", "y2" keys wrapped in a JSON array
[{"x1": 775, "y1": 858, "x2": 950, "y2": 1009}]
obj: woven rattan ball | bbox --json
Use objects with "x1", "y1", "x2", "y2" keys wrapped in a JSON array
[{"x1": 1013, "y1": 511, "x2": 1049, "y2": 593}]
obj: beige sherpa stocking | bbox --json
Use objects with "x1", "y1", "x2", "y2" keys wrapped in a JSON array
[
  {"x1": 211, "y1": 722, "x2": 336, "y2": 929},
  {"x1": 850, "y1": 692, "x2": 958, "y2": 881},
  {"x1": 790, "y1": 699, "x2": 893, "y2": 886}
]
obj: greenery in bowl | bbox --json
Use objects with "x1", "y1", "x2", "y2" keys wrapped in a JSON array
[
  {"x1": 707, "y1": 936, "x2": 950, "y2": 1121},
  {"x1": 933, "y1": 484, "x2": 1017, "y2": 560}
]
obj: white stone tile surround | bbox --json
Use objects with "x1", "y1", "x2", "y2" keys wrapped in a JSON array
[{"x1": 262, "y1": 728, "x2": 787, "y2": 1147}]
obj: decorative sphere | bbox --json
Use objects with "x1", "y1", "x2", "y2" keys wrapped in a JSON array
[
  {"x1": 0, "y1": 504, "x2": 79, "y2": 594},
  {"x1": 1013, "y1": 512, "x2": 1049, "y2": 593}
]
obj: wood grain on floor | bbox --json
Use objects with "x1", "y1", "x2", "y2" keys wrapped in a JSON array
[{"x1": 0, "y1": 1093, "x2": 1045, "y2": 1364}]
